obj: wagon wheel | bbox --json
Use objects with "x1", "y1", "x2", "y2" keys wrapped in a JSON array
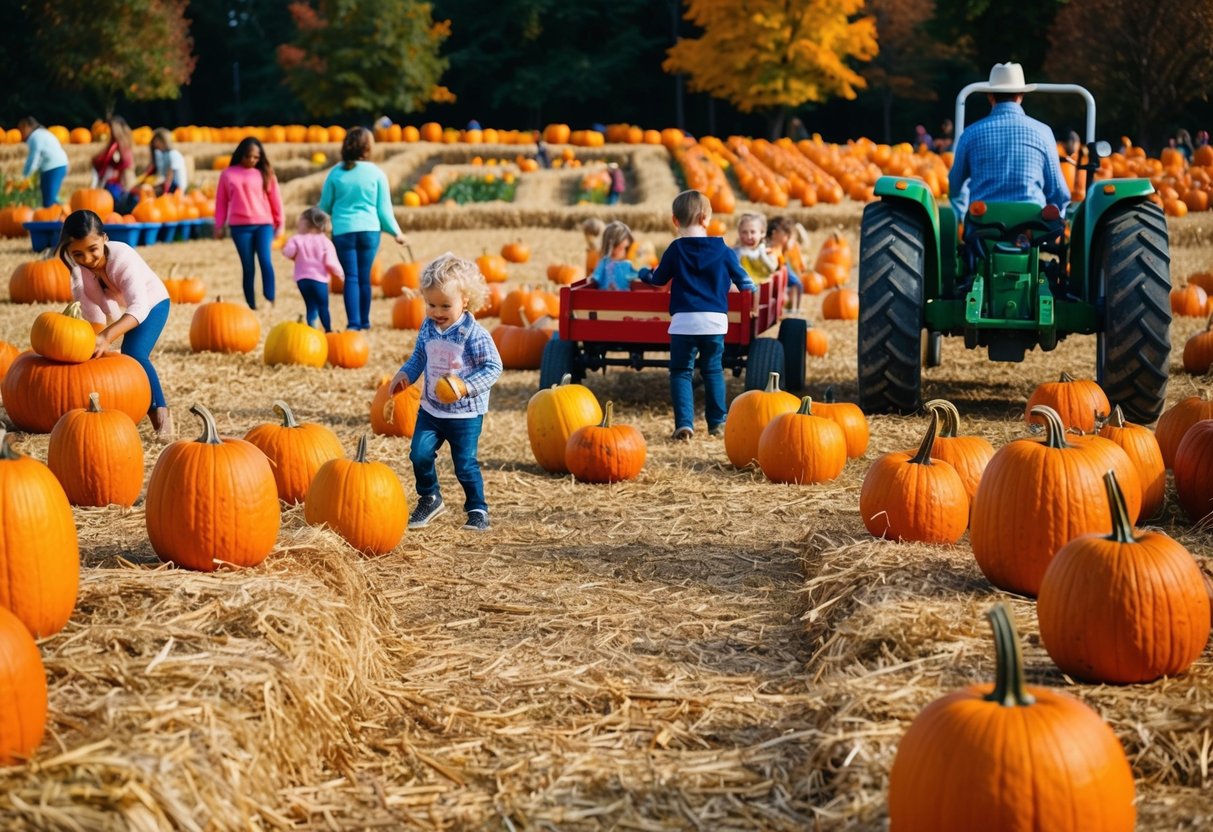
[
  {"x1": 743, "y1": 337, "x2": 785, "y2": 391},
  {"x1": 538, "y1": 338, "x2": 581, "y2": 389}
]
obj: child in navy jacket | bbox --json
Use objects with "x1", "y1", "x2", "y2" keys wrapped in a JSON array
[{"x1": 639, "y1": 190, "x2": 756, "y2": 440}]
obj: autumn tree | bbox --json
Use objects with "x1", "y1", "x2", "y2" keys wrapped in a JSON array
[
  {"x1": 863, "y1": 0, "x2": 955, "y2": 143},
  {"x1": 28, "y1": 0, "x2": 195, "y2": 117},
  {"x1": 1045, "y1": 0, "x2": 1213, "y2": 151},
  {"x1": 664, "y1": 0, "x2": 878, "y2": 138},
  {"x1": 278, "y1": 0, "x2": 453, "y2": 120}
]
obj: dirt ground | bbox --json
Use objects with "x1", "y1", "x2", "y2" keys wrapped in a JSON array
[{"x1": 0, "y1": 189, "x2": 1211, "y2": 830}]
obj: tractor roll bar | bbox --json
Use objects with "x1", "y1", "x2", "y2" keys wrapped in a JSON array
[{"x1": 954, "y1": 83, "x2": 1096, "y2": 144}]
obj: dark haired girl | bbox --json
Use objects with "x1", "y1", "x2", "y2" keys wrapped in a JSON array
[{"x1": 214, "y1": 137, "x2": 284, "y2": 309}]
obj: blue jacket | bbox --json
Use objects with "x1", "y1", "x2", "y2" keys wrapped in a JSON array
[
  {"x1": 399, "y1": 312, "x2": 503, "y2": 418},
  {"x1": 639, "y1": 236, "x2": 755, "y2": 314}
]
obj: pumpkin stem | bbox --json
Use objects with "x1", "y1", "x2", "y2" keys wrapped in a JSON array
[
  {"x1": 272, "y1": 400, "x2": 299, "y2": 428},
  {"x1": 63, "y1": 301, "x2": 84, "y2": 319},
  {"x1": 764, "y1": 372, "x2": 782, "y2": 393},
  {"x1": 557, "y1": 373, "x2": 572, "y2": 388},
  {"x1": 0, "y1": 429, "x2": 20, "y2": 461},
  {"x1": 600, "y1": 401, "x2": 615, "y2": 428},
  {"x1": 796, "y1": 395, "x2": 814, "y2": 415},
  {"x1": 983, "y1": 603, "x2": 1036, "y2": 708},
  {"x1": 910, "y1": 411, "x2": 939, "y2": 465},
  {"x1": 1107, "y1": 405, "x2": 1126, "y2": 429},
  {"x1": 87, "y1": 391, "x2": 102, "y2": 413},
  {"x1": 355, "y1": 433, "x2": 369, "y2": 463},
  {"x1": 190, "y1": 404, "x2": 222, "y2": 445},
  {"x1": 1103, "y1": 469, "x2": 1138, "y2": 544},
  {"x1": 1059, "y1": 370, "x2": 1075, "y2": 383},
  {"x1": 519, "y1": 308, "x2": 531, "y2": 328},
  {"x1": 924, "y1": 399, "x2": 960, "y2": 438},
  {"x1": 1029, "y1": 405, "x2": 1070, "y2": 449}
]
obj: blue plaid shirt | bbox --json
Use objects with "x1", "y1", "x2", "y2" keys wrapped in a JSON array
[
  {"x1": 948, "y1": 102, "x2": 1070, "y2": 220},
  {"x1": 399, "y1": 312, "x2": 503, "y2": 418}
]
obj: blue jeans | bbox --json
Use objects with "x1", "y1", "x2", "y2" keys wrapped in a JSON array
[
  {"x1": 229, "y1": 224, "x2": 276, "y2": 309},
  {"x1": 40, "y1": 166, "x2": 67, "y2": 208},
  {"x1": 333, "y1": 230, "x2": 380, "y2": 330},
  {"x1": 409, "y1": 409, "x2": 487, "y2": 513},
  {"x1": 296, "y1": 279, "x2": 331, "y2": 332},
  {"x1": 669, "y1": 333, "x2": 726, "y2": 432},
  {"x1": 122, "y1": 299, "x2": 170, "y2": 408}
]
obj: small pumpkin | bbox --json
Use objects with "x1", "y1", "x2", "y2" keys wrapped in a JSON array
[
  {"x1": 1038, "y1": 470, "x2": 1211, "y2": 684},
  {"x1": 69, "y1": 187, "x2": 114, "y2": 216},
  {"x1": 0, "y1": 605, "x2": 48, "y2": 765},
  {"x1": 723, "y1": 371, "x2": 799, "y2": 468},
  {"x1": 565, "y1": 401, "x2": 647, "y2": 483},
  {"x1": 527, "y1": 374, "x2": 603, "y2": 474},
  {"x1": 476, "y1": 252, "x2": 508, "y2": 283},
  {"x1": 501, "y1": 239, "x2": 531, "y2": 264},
  {"x1": 244, "y1": 400, "x2": 344, "y2": 504},
  {"x1": 189, "y1": 297, "x2": 261, "y2": 354},
  {"x1": 547, "y1": 263, "x2": 581, "y2": 286},
  {"x1": 47, "y1": 392, "x2": 143, "y2": 507},
  {"x1": 0, "y1": 429, "x2": 80, "y2": 637},
  {"x1": 434, "y1": 374, "x2": 468, "y2": 405},
  {"x1": 370, "y1": 376, "x2": 423, "y2": 438},
  {"x1": 1173, "y1": 419, "x2": 1213, "y2": 524},
  {"x1": 304, "y1": 435, "x2": 408, "y2": 555},
  {"x1": 812, "y1": 387, "x2": 869, "y2": 458},
  {"x1": 476, "y1": 284, "x2": 505, "y2": 319},
  {"x1": 859, "y1": 410, "x2": 969, "y2": 543},
  {"x1": 145, "y1": 404, "x2": 281, "y2": 572},
  {"x1": 1098, "y1": 405, "x2": 1166, "y2": 519},
  {"x1": 756, "y1": 396, "x2": 848, "y2": 484},
  {"x1": 821, "y1": 287, "x2": 859, "y2": 320},
  {"x1": 923, "y1": 399, "x2": 994, "y2": 505},
  {"x1": 491, "y1": 321, "x2": 554, "y2": 370},
  {"x1": 30, "y1": 301, "x2": 96, "y2": 364},
  {"x1": 162, "y1": 275, "x2": 206, "y2": 304},
  {"x1": 391, "y1": 292, "x2": 426, "y2": 330},
  {"x1": 1025, "y1": 371, "x2": 1109, "y2": 433},
  {"x1": 1155, "y1": 392, "x2": 1213, "y2": 469},
  {"x1": 1182, "y1": 315, "x2": 1213, "y2": 375},
  {"x1": 805, "y1": 327, "x2": 828, "y2": 357},
  {"x1": 264, "y1": 318, "x2": 328, "y2": 368},
  {"x1": 500, "y1": 287, "x2": 551, "y2": 327},
  {"x1": 888, "y1": 604, "x2": 1136, "y2": 831},
  {"x1": 1170, "y1": 284, "x2": 1209, "y2": 317},
  {"x1": 0, "y1": 351, "x2": 151, "y2": 434},
  {"x1": 382, "y1": 260, "x2": 422, "y2": 298},
  {"x1": 325, "y1": 329, "x2": 370, "y2": 369}
]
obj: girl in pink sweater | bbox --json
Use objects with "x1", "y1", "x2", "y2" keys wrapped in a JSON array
[
  {"x1": 214, "y1": 137, "x2": 284, "y2": 310},
  {"x1": 281, "y1": 207, "x2": 344, "y2": 332}
]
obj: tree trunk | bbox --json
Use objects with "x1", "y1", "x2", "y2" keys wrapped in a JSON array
[{"x1": 768, "y1": 108, "x2": 788, "y2": 141}]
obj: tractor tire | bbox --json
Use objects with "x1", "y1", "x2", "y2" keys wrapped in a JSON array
[
  {"x1": 1095, "y1": 201, "x2": 1171, "y2": 423},
  {"x1": 744, "y1": 337, "x2": 785, "y2": 391},
  {"x1": 858, "y1": 201, "x2": 926, "y2": 414},
  {"x1": 777, "y1": 317, "x2": 808, "y2": 393},
  {"x1": 538, "y1": 337, "x2": 580, "y2": 390}
]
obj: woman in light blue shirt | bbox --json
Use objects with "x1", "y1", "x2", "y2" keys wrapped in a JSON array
[
  {"x1": 317, "y1": 126, "x2": 407, "y2": 330},
  {"x1": 18, "y1": 117, "x2": 68, "y2": 208}
]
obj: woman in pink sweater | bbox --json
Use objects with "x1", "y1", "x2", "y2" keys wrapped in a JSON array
[
  {"x1": 214, "y1": 137, "x2": 284, "y2": 310},
  {"x1": 57, "y1": 210, "x2": 174, "y2": 439},
  {"x1": 282, "y1": 207, "x2": 344, "y2": 332}
]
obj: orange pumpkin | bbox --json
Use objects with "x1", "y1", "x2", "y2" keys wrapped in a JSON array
[
  {"x1": 382, "y1": 260, "x2": 422, "y2": 297},
  {"x1": 162, "y1": 275, "x2": 207, "y2": 304},
  {"x1": 1098, "y1": 405, "x2": 1166, "y2": 519},
  {"x1": 325, "y1": 330, "x2": 370, "y2": 369},
  {"x1": 500, "y1": 287, "x2": 550, "y2": 327},
  {"x1": 1025, "y1": 370, "x2": 1109, "y2": 433},
  {"x1": 1171, "y1": 284, "x2": 1209, "y2": 317},
  {"x1": 10, "y1": 257, "x2": 72, "y2": 304},
  {"x1": 476, "y1": 252, "x2": 508, "y2": 283},
  {"x1": 723, "y1": 371, "x2": 800, "y2": 469},
  {"x1": 189, "y1": 297, "x2": 261, "y2": 353},
  {"x1": 812, "y1": 388, "x2": 869, "y2": 459},
  {"x1": 476, "y1": 283, "x2": 504, "y2": 319},
  {"x1": 547, "y1": 263, "x2": 581, "y2": 285},
  {"x1": 47, "y1": 392, "x2": 143, "y2": 508},
  {"x1": 69, "y1": 187, "x2": 114, "y2": 216},
  {"x1": 501, "y1": 240, "x2": 531, "y2": 263},
  {"x1": 923, "y1": 399, "x2": 994, "y2": 506},
  {"x1": 0, "y1": 605, "x2": 48, "y2": 764},
  {"x1": 391, "y1": 292, "x2": 426, "y2": 330},
  {"x1": 1174, "y1": 419, "x2": 1213, "y2": 524},
  {"x1": 244, "y1": 401, "x2": 344, "y2": 504},
  {"x1": 30, "y1": 301, "x2": 96, "y2": 364},
  {"x1": 491, "y1": 322, "x2": 554, "y2": 370},
  {"x1": 1182, "y1": 315, "x2": 1213, "y2": 375},
  {"x1": 821, "y1": 288, "x2": 859, "y2": 320},
  {"x1": 526, "y1": 374, "x2": 603, "y2": 474},
  {"x1": 304, "y1": 435, "x2": 408, "y2": 555},
  {"x1": 370, "y1": 377, "x2": 423, "y2": 438},
  {"x1": 0, "y1": 205, "x2": 34, "y2": 238},
  {"x1": 1155, "y1": 393, "x2": 1213, "y2": 469},
  {"x1": 0, "y1": 340, "x2": 19, "y2": 380},
  {"x1": 565, "y1": 401, "x2": 647, "y2": 483},
  {"x1": 756, "y1": 396, "x2": 848, "y2": 484},
  {"x1": 0, "y1": 351, "x2": 151, "y2": 434}
]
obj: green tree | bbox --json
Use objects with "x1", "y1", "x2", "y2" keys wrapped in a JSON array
[
  {"x1": 277, "y1": 0, "x2": 452, "y2": 120},
  {"x1": 28, "y1": 0, "x2": 195, "y2": 117},
  {"x1": 664, "y1": 0, "x2": 879, "y2": 138},
  {"x1": 928, "y1": 0, "x2": 1064, "y2": 80}
]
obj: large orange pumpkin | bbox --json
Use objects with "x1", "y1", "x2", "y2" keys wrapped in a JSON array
[
  {"x1": 500, "y1": 287, "x2": 551, "y2": 327},
  {"x1": 382, "y1": 260, "x2": 421, "y2": 297},
  {"x1": 756, "y1": 396, "x2": 848, "y2": 484},
  {"x1": 565, "y1": 401, "x2": 647, "y2": 483},
  {"x1": 476, "y1": 252, "x2": 508, "y2": 283},
  {"x1": 0, "y1": 430, "x2": 80, "y2": 637},
  {"x1": 1173, "y1": 419, "x2": 1213, "y2": 524},
  {"x1": 47, "y1": 392, "x2": 143, "y2": 507},
  {"x1": 812, "y1": 388, "x2": 869, "y2": 458},
  {"x1": 888, "y1": 604, "x2": 1136, "y2": 831},
  {"x1": 189, "y1": 297, "x2": 261, "y2": 353},
  {"x1": 145, "y1": 404, "x2": 281, "y2": 571},
  {"x1": 1171, "y1": 284, "x2": 1209, "y2": 317},
  {"x1": 1155, "y1": 393, "x2": 1213, "y2": 469},
  {"x1": 30, "y1": 301, "x2": 96, "y2": 364},
  {"x1": 244, "y1": 401, "x2": 344, "y2": 504},
  {"x1": 526, "y1": 374, "x2": 603, "y2": 473},
  {"x1": 10, "y1": 257, "x2": 72, "y2": 304},
  {"x1": 0, "y1": 605, "x2": 48, "y2": 765},
  {"x1": 0, "y1": 351, "x2": 151, "y2": 433},
  {"x1": 1098, "y1": 405, "x2": 1166, "y2": 519},
  {"x1": 491, "y1": 323, "x2": 553, "y2": 370},
  {"x1": 69, "y1": 187, "x2": 114, "y2": 215},
  {"x1": 304, "y1": 435, "x2": 408, "y2": 555},
  {"x1": 1025, "y1": 371, "x2": 1109, "y2": 433},
  {"x1": 723, "y1": 371, "x2": 800, "y2": 469},
  {"x1": 325, "y1": 330, "x2": 370, "y2": 369}
]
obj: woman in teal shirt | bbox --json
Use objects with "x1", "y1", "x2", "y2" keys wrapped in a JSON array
[{"x1": 318, "y1": 127, "x2": 408, "y2": 330}]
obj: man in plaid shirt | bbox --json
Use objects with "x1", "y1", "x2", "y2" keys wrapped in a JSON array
[{"x1": 948, "y1": 62, "x2": 1071, "y2": 221}]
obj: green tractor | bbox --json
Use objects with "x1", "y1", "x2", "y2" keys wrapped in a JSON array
[{"x1": 857, "y1": 82, "x2": 1171, "y2": 423}]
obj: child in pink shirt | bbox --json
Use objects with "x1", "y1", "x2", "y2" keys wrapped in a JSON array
[{"x1": 281, "y1": 207, "x2": 344, "y2": 332}]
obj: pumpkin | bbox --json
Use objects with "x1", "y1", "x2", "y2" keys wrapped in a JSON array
[
  {"x1": 527, "y1": 373, "x2": 603, "y2": 474},
  {"x1": 10, "y1": 257, "x2": 72, "y2": 304},
  {"x1": 244, "y1": 400, "x2": 344, "y2": 504},
  {"x1": 1173, "y1": 419, "x2": 1213, "y2": 524},
  {"x1": 1038, "y1": 470, "x2": 1210, "y2": 684},
  {"x1": 304, "y1": 435, "x2": 408, "y2": 555},
  {"x1": 812, "y1": 388, "x2": 869, "y2": 458},
  {"x1": 500, "y1": 287, "x2": 550, "y2": 327},
  {"x1": 1025, "y1": 371, "x2": 1109, "y2": 433},
  {"x1": 888, "y1": 604, "x2": 1136, "y2": 832},
  {"x1": 145, "y1": 404, "x2": 281, "y2": 572},
  {"x1": 325, "y1": 330, "x2": 370, "y2": 369},
  {"x1": 1170, "y1": 284, "x2": 1209, "y2": 317},
  {"x1": 860, "y1": 411, "x2": 969, "y2": 543},
  {"x1": 392, "y1": 291, "x2": 427, "y2": 330},
  {"x1": 723, "y1": 371, "x2": 800, "y2": 468},
  {"x1": 189, "y1": 297, "x2": 260, "y2": 353},
  {"x1": 0, "y1": 205, "x2": 34, "y2": 238},
  {"x1": 1155, "y1": 393, "x2": 1213, "y2": 469},
  {"x1": 434, "y1": 374, "x2": 468, "y2": 404},
  {"x1": 0, "y1": 340, "x2": 19, "y2": 380},
  {"x1": 264, "y1": 318, "x2": 328, "y2": 368},
  {"x1": 0, "y1": 605, "x2": 48, "y2": 765},
  {"x1": 1182, "y1": 315, "x2": 1213, "y2": 374},
  {"x1": 805, "y1": 327, "x2": 828, "y2": 357},
  {"x1": 491, "y1": 323, "x2": 554, "y2": 370},
  {"x1": 69, "y1": 187, "x2": 114, "y2": 215},
  {"x1": 47, "y1": 392, "x2": 143, "y2": 507},
  {"x1": 821, "y1": 287, "x2": 859, "y2": 320},
  {"x1": 971, "y1": 405, "x2": 1142, "y2": 597},
  {"x1": 923, "y1": 399, "x2": 994, "y2": 505},
  {"x1": 565, "y1": 401, "x2": 647, "y2": 483},
  {"x1": 382, "y1": 261, "x2": 421, "y2": 298},
  {"x1": 371, "y1": 377, "x2": 423, "y2": 438},
  {"x1": 0, "y1": 351, "x2": 151, "y2": 434},
  {"x1": 29, "y1": 301, "x2": 95, "y2": 364},
  {"x1": 756, "y1": 396, "x2": 848, "y2": 484},
  {"x1": 0, "y1": 429, "x2": 80, "y2": 637},
  {"x1": 501, "y1": 240, "x2": 531, "y2": 264},
  {"x1": 476, "y1": 284, "x2": 504, "y2": 319},
  {"x1": 814, "y1": 232, "x2": 853, "y2": 275},
  {"x1": 1098, "y1": 405, "x2": 1166, "y2": 519},
  {"x1": 476, "y1": 252, "x2": 508, "y2": 283},
  {"x1": 162, "y1": 275, "x2": 206, "y2": 304},
  {"x1": 547, "y1": 263, "x2": 581, "y2": 286}
]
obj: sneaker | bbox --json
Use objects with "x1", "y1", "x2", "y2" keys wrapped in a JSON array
[
  {"x1": 708, "y1": 423, "x2": 724, "y2": 437},
  {"x1": 462, "y1": 509, "x2": 490, "y2": 531},
  {"x1": 671, "y1": 427, "x2": 693, "y2": 441},
  {"x1": 408, "y1": 495, "x2": 446, "y2": 529}
]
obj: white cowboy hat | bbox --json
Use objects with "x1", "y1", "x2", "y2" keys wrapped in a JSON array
[{"x1": 987, "y1": 62, "x2": 1036, "y2": 94}]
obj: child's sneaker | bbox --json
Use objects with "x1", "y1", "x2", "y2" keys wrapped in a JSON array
[
  {"x1": 462, "y1": 509, "x2": 491, "y2": 531},
  {"x1": 408, "y1": 495, "x2": 446, "y2": 529},
  {"x1": 671, "y1": 427, "x2": 693, "y2": 441},
  {"x1": 708, "y1": 423, "x2": 724, "y2": 437}
]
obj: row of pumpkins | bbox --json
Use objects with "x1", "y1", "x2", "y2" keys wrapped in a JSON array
[{"x1": 0, "y1": 187, "x2": 217, "y2": 239}]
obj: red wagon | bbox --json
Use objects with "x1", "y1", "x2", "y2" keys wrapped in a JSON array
[{"x1": 537, "y1": 269, "x2": 806, "y2": 392}]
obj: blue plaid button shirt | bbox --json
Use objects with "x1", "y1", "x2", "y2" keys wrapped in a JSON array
[
  {"x1": 399, "y1": 312, "x2": 503, "y2": 417},
  {"x1": 948, "y1": 102, "x2": 1070, "y2": 220}
]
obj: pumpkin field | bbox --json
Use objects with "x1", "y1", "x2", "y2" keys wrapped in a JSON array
[{"x1": 2, "y1": 134, "x2": 1213, "y2": 830}]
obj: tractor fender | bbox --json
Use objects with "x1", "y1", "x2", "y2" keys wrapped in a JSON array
[
  {"x1": 1070, "y1": 178, "x2": 1157, "y2": 298},
  {"x1": 872, "y1": 176, "x2": 944, "y2": 296}
]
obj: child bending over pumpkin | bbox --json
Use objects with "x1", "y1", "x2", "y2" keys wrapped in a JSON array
[
  {"x1": 389, "y1": 253, "x2": 503, "y2": 532},
  {"x1": 589, "y1": 221, "x2": 642, "y2": 290}
]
